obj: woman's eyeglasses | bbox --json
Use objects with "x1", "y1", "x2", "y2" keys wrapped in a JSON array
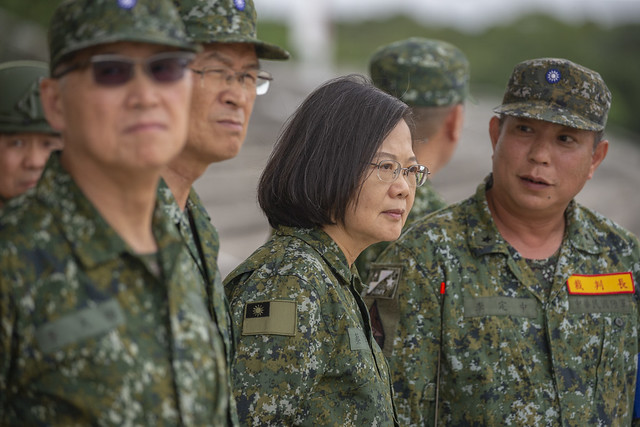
[
  {"x1": 53, "y1": 51, "x2": 196, "y2": 86},
  {"x1": 370, "y1": 160, "x2": 430, "y2": 187}
]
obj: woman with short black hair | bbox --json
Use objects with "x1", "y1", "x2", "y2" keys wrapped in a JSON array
[{"x1": 224, "y1": 74, "x2": 428, "y2": 425}]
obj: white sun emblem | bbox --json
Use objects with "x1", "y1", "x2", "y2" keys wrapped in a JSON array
[
  {"x1": 546, "y1": 69, "x2": 561, "y2": 84},
  {"x1": 117, "y1": 0, "x2": 137, "y2": 9},
  {"x1": 234, "y1": 0, "x2": 246, "y2": 11},
  {"x1": 252, "y1": 304, "x2": 264, "y2": 316}
]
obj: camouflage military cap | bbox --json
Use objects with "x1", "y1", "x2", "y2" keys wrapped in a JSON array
[
  {"x1": 369, "y1": 37, "x2": 470, "y2": 107},
  {"x1": 49, "y1": 0, "x2": 198, "y2": 73},
  {"x1": 493, "y1": 58, "x2": 611, "y2": 131},
  {"x1": 0, "y1": 61, "x2": 58, "y2": 135},
  {"x1": 173, "y1": 0, "x2": 290, "y2": 60}
]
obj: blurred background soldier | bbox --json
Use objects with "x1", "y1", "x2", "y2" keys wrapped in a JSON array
[
  {"x1": 161, "y1": 1, "x2": 289, "y2": 424},
  {"x1": 0, "y1": 60, "x2": 62, "y2": 211},
  {"x1": 0, "y1": 0, "x2": 231, "y2": 424},
  {"x1": 356, "y1": 37, "x2": 470, "y2": 282}
]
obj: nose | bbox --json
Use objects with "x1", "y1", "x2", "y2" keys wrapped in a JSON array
[
  {"x1": 220, "y1": 75, "x2": 252, "y2": 108},
  {"x1": 391, "y1": 171, "x2": 412, "y2": 199},
  {"x1": 528, "y1": 137, "x2": 552, "y2": 165},
  {"x1": 126, "y1": 65, "x2": 161, "y2": 108},
  {"x1": 23, "y1": 141, "x2": 50, "y2": 170}
]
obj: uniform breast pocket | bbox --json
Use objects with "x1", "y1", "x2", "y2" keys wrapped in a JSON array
[{"x1": 34, "y1": 298, "x2": 126, "y2": 355}]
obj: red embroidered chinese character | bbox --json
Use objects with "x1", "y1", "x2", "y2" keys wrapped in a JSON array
[
  {"x1": 618, "y1": 278, "x2": 629, "y2": 289},
  {"x1": 574, "y1": 279, "x2": 584, "y2": 290},
  {"x1": 595, "y1": 280, "x2": 604, "y2": 290}
]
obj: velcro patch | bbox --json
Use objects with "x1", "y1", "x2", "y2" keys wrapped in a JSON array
[
  {"x1": 242, "y1": 300, "x2": 296, "y2": 336},
  {"x1": 464, "y1": 296, "x2": 538, "y2": 318},
  {"x1": 363, "y1": 264, "x2": 402, "y2": 299},
  {"x1": 35, "y1": 298, "x2": 125, "y2": 353},
  {"x1": 567, "y1": 272, "x2": 634, "y2": 295},
  {"x1": 348, "y1": 327, "x2": 369, "y2": 350}
]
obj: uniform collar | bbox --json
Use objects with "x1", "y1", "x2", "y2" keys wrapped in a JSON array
[
  {"x1": 277, "y1": 226, "x2": 355, "y2": 285},
  {"x1": 468, "y1": 174, "x2": 603, "y2": 257},
  {"x1": 35, "y1": 153, "x2": 182, "y2": 269}
]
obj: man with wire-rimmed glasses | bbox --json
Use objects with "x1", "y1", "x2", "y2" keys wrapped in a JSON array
[{"x1": 159, "y1": 1, "x2": 289, "y2": 425}]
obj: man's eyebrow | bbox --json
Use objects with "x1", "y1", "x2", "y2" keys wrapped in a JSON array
[{"x1": 200, "y1": 51, "x2": 260, "y2": 70}]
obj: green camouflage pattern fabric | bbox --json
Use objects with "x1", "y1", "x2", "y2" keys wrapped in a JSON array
[
  {"x1": 49, "y1": 0, "x2": 198, "y2": 72},
  {"x1": 371, "y1": 175, "x2": 640, "y2": 426},
  {"x1": 224, "y1": 226, "x2": 398, "y2": 426},
  {"x1": 369, "y1": 37, "x2": 470, "y2": 107},
  {"x1": 173, "y1": 0, "x2": 289, "y2": 60},
  {"x1": 0, "y1": 153, "x2": 229, "y2": 425},
  {"x1": 355, "y1": 181, "x2": 447, "y2": 282},
  {"x1": 0, "y1": 60, "x2": 58, "y2": 135},
  {"x1": 158, "y1": 180, "x2": 239, "y2": 426},
  {"x1": 493, "y1": 57, "x2": 611, "y2": 131}
]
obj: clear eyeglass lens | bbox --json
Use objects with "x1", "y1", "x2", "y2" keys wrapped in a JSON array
[{"x1": 374, "y1": 160, "x2": 429, "y2": 187}]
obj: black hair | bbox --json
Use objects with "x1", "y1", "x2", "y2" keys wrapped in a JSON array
[{"x1": 258, "y1": 74, "x2": 412, "y2": 229}]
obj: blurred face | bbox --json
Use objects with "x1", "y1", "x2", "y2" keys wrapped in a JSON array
[
  {"x1": 186, "y1": 43, "x2": 259, "y2": 164},
  {"x1": 343, "y1": 119, "x2": 416, "y2": 248},
  {"x1": 41, "y1": 42, "x2": 193, "y2": 177},
  {"x1": 488, "y1": 115, "x2": 607, "y2": 217},
  {"x1": 0, "y1": 133, "x2": 62, "y2": 201}
]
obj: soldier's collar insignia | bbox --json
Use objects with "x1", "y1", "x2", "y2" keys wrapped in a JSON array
[
  {"x1": 117, "y1": 0, "x2": 137, "y2": 10},
  {"x1": 545, "y1": 68, "x2": 561, "y2": 84},
  {"x1": 234, "y1": 0, "x2": 246, "y2": 11},
  {"x1": 567, "y1": 272, "x2": 634, "y2": 295}
]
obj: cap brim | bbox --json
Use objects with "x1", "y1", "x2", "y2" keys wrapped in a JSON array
[
  {"x1": 492, "y1": 101, "x2": 604, "y2": 131},
  {"x1": 207, "y1": 34, "x2": 290, "y2": 60}
]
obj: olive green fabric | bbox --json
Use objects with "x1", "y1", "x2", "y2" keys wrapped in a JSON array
[
  {"x1": 173, "y1": 0, "x2": 289, "y2": 60},
  {"x1": 369, "y1": 37, "x2": 470, "y2": 107},
  {"x1": 49, "y1": 0, "x2": 198, "y2": 72},
  {"x1": 370, "y1": 176, "x2": 640, "y2": 425},
  {"x1": 493, "y1": 57, "x2": 611, "y2": 131},
  {"x1": 0, "y1": 61, "x2": 57, "y2": 135},
  {"x1": 0, "y1": 153, "x2": 229, "y2": 425},
  {"x1": 158, "y1": 180, "x2": 239, "y2": 426},
  {"x1": 224, "y1": 226, "x2": 397, "y2": 426}
]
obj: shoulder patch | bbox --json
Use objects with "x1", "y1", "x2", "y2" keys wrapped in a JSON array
[
  {"x1": 363, "y1": 264, "x2": 402, "y2": 299},
  {"x1": 242, "y1": 300, "x2": 296, "y2": 336},
  {"x1": 567, "y1": 272, "x2": 634, "y2": 295}
]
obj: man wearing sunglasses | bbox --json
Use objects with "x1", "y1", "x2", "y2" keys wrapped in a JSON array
[
  {"x1": 0, "y1": 0, "x2": 231, "y2": 425},
  {"x1": 158, "y1": 2, "x2": 288, "y2": 424}
]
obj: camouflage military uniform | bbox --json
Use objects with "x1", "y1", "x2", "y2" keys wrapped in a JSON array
[
  {"x1": 0, "y1": 154, "x2": 229, "y2": 425},
  {"x1": 355, "y1": 181, "x2": 447, "y2": 282},
  {"x1": 224, "y1": 226, "x2": 398, "y2": 426},
  {"x1": 371, "y1": 175, "x2": 640, "y2": 425},
  {"x1": 158, "y1": 180, "x2": 239, "y2": 426}
]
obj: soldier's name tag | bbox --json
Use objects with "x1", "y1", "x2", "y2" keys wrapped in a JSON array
[
  {"x1": 348, "y1": 327, "x2": 369, "y2": 351},
  {"x1": 35, "y1": 298, "x2": 125, "y2": 354},
  {"x1": 464, "y1": 296, "x2": 537, "y2": 318},
  {"x1": 363, "y1": 264, "x2": 402, "y2": 299},
  {"x1": 567, "y1": 272, "x2": 634, "y2": 295},
  {"x1": 242, "y1": 300, "x2": 296, "y2": 336}
]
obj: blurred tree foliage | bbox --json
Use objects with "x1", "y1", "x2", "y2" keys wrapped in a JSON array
[
  {"x1": 2, "y1": 2, "x2": 637, "y2": 136},
  {"x1": 263, "y1": 13, "x2": 640, "y2": 137}
]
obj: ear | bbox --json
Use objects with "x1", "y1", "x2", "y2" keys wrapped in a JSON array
[
  {"x1": 587, "y1": 139, "x2": 608, "y2": 180},
  {"x1": 39, "y1": 78, "x2": 66, "y2": 133},
  {"x1": 445, "y1": 104, "x2": 465, "y2": 143},
  {"x1": 488, "y1": 116, "x2": 501, "y2": 151}
]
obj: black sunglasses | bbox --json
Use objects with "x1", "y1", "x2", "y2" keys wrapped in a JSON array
[{"x1": 53, "y1": 51, "x2": 196, "y2": 86}]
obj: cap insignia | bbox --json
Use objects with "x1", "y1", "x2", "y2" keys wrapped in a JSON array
[
  {"x1": 233, "y1": 0, "x2": 246, "y2": 11},
  {"x1": 546, "y1": 68, "x2": 561, "y2": 84},
  {"x1": 117, "y1": 0, "x2": 137, "y2": 9}
]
